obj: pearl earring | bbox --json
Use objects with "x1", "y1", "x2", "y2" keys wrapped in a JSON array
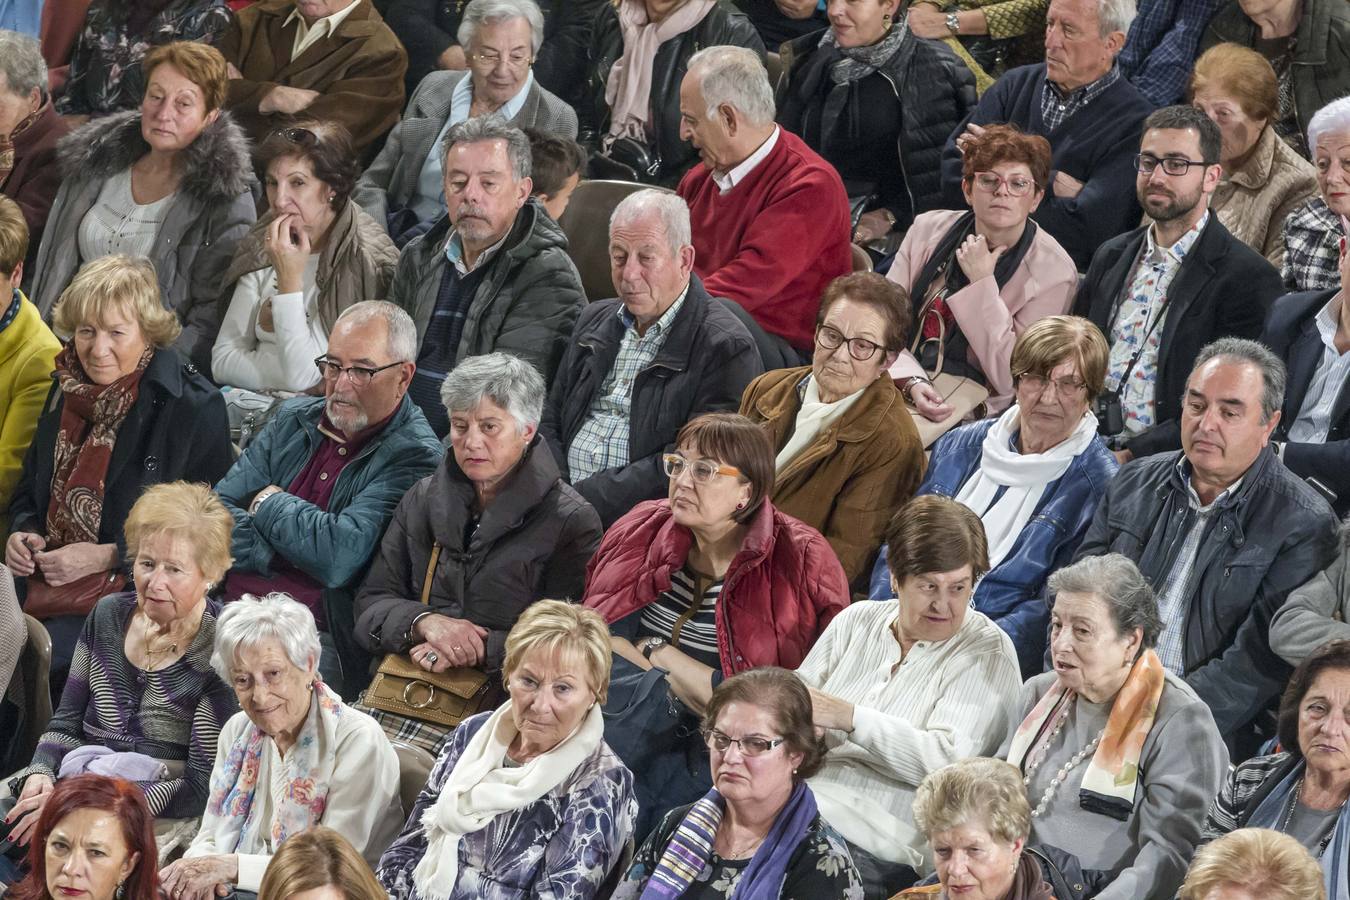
[{"x1": 882, "y1": 12, "x2": 892, "y2": 27}]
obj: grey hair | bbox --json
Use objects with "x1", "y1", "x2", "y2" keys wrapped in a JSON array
[
  {"x1": 442, "y1": 115, "x2": 533, "y2": 180},
  {"x1": 1192, "y1": 337, "x2": 1287, "y2": 424},
  {"x1": 0, "y1": 31, "x2": 47, "y2": 101},
  {"x1": 687, "y1": 46, "x2": 775, "y2": 127},
  {"x1": 210, "y1": 593, "x2": 323, "y2": 683},
  {"x1": 440, "y1": 352, "x2": 545, "y2": 432},
  {"x1": 1309, "y1": 96, "x2": 1350, "y2": 157},
  {"x1": 456, "y1": 0, "x2": 546, "y2": 54},
  {"x1": 334, "y1": 300, "x2": 418, "y2": 363},
  {"x1": 610, "y1": 189, "x2": 691, "y2": 257},
  {"x1": 1084, "y1": 0, "x2": 1136, "y2": 38},
  {"x1": 1048, "y1": 554, "x2": 1162, "y2": 650}
]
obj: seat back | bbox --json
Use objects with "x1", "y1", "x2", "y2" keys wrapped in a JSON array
[
  {"x1": 4, "y1": 615, "x2": 53, "y2": 769},
  {"x1": 392, "y1": 740, "x2": 436, "y2": 817},
  {"x1": 851, "y1": 243, "x2": 874, "y2": 272},
  {"x1": 764, "y1": 51, "x2": 784, "y2": 93},
  {"x1": 558, "y1": 180, "x2": 674, "y2": 302}
]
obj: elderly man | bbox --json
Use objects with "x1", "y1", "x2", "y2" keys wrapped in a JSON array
[
  {"x1": 676, "y1": 45, "x2": 850, "y2": 360},
  {"x1": 941, "y1": 0, "x2": 1153, "y2": 269},
  {"x1": 1073, "y1": 338, "x2": 1339, "y2": 757},
  {"x1": 1074, "y1": 106, "x2": 1283, "y2": 461},
  {"x1": 219, "y1": 0, "x2": 408, "y2": 154},
  {"x1": 353, "y1": 0, "x2": 578, "y2": 242},
  {"x1": 389, "y1": 116, "x2": 585, "y2": 437},
  {"x1": 215, "y1": 300, "x2": 443, "y2": 694},
  {"x1": 541, "y1": 190, "x2": 763, "y2": 526}
]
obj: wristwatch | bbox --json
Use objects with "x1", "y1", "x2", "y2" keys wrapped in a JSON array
[
  {"x1": 946, "y1": 11, "x2": 961, "y2": 33},
  {"x1": 639, "y1": 637, "x2": 668, "y2": 661}
]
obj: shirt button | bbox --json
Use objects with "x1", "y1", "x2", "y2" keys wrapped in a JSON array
[{"x1": 319, "y1": 472, "x2": 329, "y2": 481}]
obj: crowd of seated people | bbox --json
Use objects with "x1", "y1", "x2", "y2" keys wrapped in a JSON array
[{"x1": 7, "y1": 0, "x2": 1350, "y2": 897}]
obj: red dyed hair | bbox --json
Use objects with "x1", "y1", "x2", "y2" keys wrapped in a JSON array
[
  {"x1": 8, "y1": 775, "x2": 159, "y2": 900},
  {"x1": 960, "y1": 123, "x2": 1053, "y2": 190}
]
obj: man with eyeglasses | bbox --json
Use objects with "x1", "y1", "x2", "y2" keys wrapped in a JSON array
[
  {"x1": 214, "y1": 301, "x2": 443, "y2": 695},
  {"x1": 354, "y1": 0, "x2": 579, "y2": 243},
  {"x1": 1073, "y1": 105, "x2": 1283, "y2": 462},
  {"x1": 220, "y1": 0, "x2": 407, "y2": 155}
]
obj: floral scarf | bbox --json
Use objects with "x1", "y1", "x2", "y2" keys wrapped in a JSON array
[
  {"x1": 205, "y1": 680, "x2": 343, "y2": 853},
  {"x1": 1006, "y1": 649, "x2": 1166, "y2": 821},
  {"x1": 0, "y1": 105, "x2": 41, "y2": 187},
  {"x1": 45, "y1": 344, "x2": 153, "y2": 547}
]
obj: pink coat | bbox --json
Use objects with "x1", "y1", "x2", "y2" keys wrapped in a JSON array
[{"x1": 887, "y1": 209, "x2": 1079, "y2": 413}]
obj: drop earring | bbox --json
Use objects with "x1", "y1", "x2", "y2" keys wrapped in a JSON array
[
  {"x1": 882, "y1": 12, "x2": 892, "y2": 27},
  {"x1": 116, "y1": 881, "x2": 126, "y2": 900}
]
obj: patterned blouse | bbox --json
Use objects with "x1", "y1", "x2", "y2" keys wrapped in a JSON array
[
  {"x1": 376, "y1": 711, "x2": 638, "y2": 900},
  {"x1": 14, "y1": 592, "x2": 237, "y2": 819}
]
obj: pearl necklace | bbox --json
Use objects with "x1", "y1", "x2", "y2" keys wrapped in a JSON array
[{"x1": 1022, "y1": 706, "x2": 1105, "y2": 819}]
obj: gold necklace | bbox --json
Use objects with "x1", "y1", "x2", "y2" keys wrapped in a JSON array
[{"x1": 140, "y1": 616, "x2": 180, "y2": 671}]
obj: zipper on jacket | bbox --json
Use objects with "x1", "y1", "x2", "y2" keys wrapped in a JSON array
[{"x1": 876, "y1": 71, "x2": 917, "y2": 215}]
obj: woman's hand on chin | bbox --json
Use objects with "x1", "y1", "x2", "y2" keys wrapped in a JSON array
[{"x1": 159, "y1": 854, "x2": 240, "y2": 900}]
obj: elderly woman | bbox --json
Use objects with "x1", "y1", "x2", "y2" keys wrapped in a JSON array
[
  {"x1": 891, "y1": 125, "x2": 1077, "y2": 423},
  {"x1": 1186, "y1": 44, "x2": 1318, "y2": 267},
  {"x1": 30, "y1": 40, "x2": 255, "y2": 371},
  {"x1": 257, "y1": 827, "x2": 388, "y2": 900},
  {"x1": 4, "y1": 256, "x2": 231, "y2": 666},
  {"x1": 797, "y1": 495, "x2": 1020, "y2": 897},
  {"x1": 1281, "y1": 98, "x2": 1350, "y2": 293},
  {"x1": 159, "y1": 594, "x2": 403, "y2": 900},
  {"x1": 1199, "y1": 641, "x2": 1350, "y2": 893},
  {"x1": 0, "y1": 31, "x2": 72, "y2": 271},
  {"x1": 214, "y1": 121, "x2": 398, "y2": 396},
  {"x1": 738, "y1": 272, "x2": 926, "y2": 586},
  {"x1": 354, "y1": 352, "x2": 603, "y2": 752},
  {"x1": 1001, "y1": 553, "x2": 1229, "y2": 900},
  {"x1": 377, "y1": 599, "x2": 637, "y2": 898},
  {"x1": 871, "y1": 316, "x2": 1117, "y2": 675},
  {"x1": 1, "y1": 483, "x2": 238, "y2": 849},
  {"x1": 1181, "y1": 828, "x2": 1326, "y2": 900},
  {"x1": 356, "y1": 0, "x2": 580, "y2": 242},
  {"x1": 583, "y1": 0, "x2": 763, "y2": 185},
  {"x1": 613, "y1": 667, "x2": 863, "y2": 898},
  {"x1": 6, "y1": 774, "x2": 160, "y2": 900},
  {"x1": 777, "y1": 0, "x2": 974, "y2": 245}
]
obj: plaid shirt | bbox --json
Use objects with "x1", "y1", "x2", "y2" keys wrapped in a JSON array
[
  {"x1": 1040, "y1": 63, "x2": 1122, "y2": 132},
  {"x1": 1282, "y1": 197, "x2": 1343, "y2": 292},
  {"x1": 566, "y1": 285, "x2": 690, "y2": 482},
  {"x1": 1118, "y1": 0, "x2": 1224, "y2": 106}
]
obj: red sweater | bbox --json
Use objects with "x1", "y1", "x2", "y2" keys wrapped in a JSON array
[{"x1": 678, "y1": 128, "x2": 852, "y2": 352}]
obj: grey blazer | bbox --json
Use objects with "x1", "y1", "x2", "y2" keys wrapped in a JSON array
[{"x1": 353, "y1": 69, "x2": 579, "y2": 227}]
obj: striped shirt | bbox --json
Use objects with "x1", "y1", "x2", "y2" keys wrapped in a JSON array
[{"x1": 638, "y1": 566, "x2": 723, "y2": 668}]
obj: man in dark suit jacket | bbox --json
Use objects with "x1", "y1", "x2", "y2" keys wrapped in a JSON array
[{"x1": 1073, "y1": 105, "x2": 1283, "y2": 461}]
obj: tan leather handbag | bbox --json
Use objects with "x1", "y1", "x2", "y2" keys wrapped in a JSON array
[{"x1": 907, "y1": 290, "x2": 991, "y2": 448}]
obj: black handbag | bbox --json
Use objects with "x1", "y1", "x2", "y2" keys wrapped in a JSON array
[{"x1": 601, "y1": 136, "x2": 663, "y2": 184}]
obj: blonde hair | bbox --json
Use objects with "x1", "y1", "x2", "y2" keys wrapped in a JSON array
[
  {"x1": 257, "y1": 826, "x2": 386, "y2": 900},
  {"x1": 142, "y1": 41, "x2": 228, "y2": 112},
  {"x1": 123, "y1": 482, "x2": 234, "y2": 583},
  {"x1": 1010, "y1": 314, "x2": 1110, "y2": 402},
  {"x1": 913, "y1": 758, "x2": 1031, "y2": 847},
  {"x1": 0, "y1": 195, "x2": 28, "y2": 276},
  {"x1": 1179, "y1": 829, "x2": 1326, "y2": 900},
  {"x1": 502, "y1": 600, "x2": 613, "y2": 703},
  {"x1": 51, "y1": 256, "x2": 182, "y2": 347}
]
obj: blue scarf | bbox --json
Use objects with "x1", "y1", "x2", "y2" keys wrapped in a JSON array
[{"x1": 1247, "y1": 760, "x2": 1350, "y2": 900}]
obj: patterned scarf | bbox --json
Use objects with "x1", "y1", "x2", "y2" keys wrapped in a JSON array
[
  {"x1": 1007, "y1": 649, "x2": 1166, "y2": 822},
  {"x1": 0, "y1": 105, "x2": 41, "y2": 188},
  {"x1": 206, "y1": 680, "x2": 343, "y2": 853},
  {"x1": 822, "y1": 18, "x2": 909, "y2": 85},
  {"x1": 641, "y1": 782, "x2": 818, "y2": 899},
  {"x1": 45, "y1": 344, "x2": 153, "y2": 547}
]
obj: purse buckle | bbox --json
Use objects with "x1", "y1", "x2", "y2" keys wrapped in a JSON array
[{"x1": 403, "y1": 680, "x2": 437, "y2": 709}]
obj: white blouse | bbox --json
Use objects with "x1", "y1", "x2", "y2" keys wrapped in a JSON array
[
  {"x1": 212, "y1": 256, "x2": 327, "y2": 393},
  {"x1": 77, "y1": 169, "x2": 176, "y2": 262}
]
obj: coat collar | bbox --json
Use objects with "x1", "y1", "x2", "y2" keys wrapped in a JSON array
[
  {"x1": 749, "y1": 366, "x2": 901, "y2": 445},
  {"x1": 433, "y1": 435, "x2": 563, "y2": 547}
]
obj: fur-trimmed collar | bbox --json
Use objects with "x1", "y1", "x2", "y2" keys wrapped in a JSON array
[{"x1": 56, "y1": 109, "x2": 256, "y2": 203}]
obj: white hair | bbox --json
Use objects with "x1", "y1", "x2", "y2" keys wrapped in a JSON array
[
  {"x1": 440, "y1": 352, "x2": 545, "y2": 432},
  {"x1": 1309, "y1": 96, "x2": 1350, "y2": 156},
  {"x1": 0, "y1": 30, "x2": 46, "y2": 100},
  {"x1": 334, "y1": 300, "x2": 418, "y2": 363},
  {"x1": 610, "y1": 189, "x2": 691, "y2": 257},
  {"x1": 687, "y1": 45, "x2": 775, "y2": 127},
  {"x1": 1089, "y1": 0, "x2": 1136, "y2": 37},
  {"x1": 457, "y1": 0, "x2": 545, "y2": 54},
  {"x1": 210, "y1": 593, "x2": 323, "y2": 683}
]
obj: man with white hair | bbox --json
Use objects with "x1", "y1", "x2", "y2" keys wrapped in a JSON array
[
  {"x1": 214, "y1": 300, "x2": 444, "y2": 692},
  {"x1": 676, "y1": 45, "x2": 851, "y2": 360},
  {"x1": 541, "y1": 190, "x2": 763, "y2": 526},
  {"x1": 942, "y1": 0, "x2": 1154, "y2": 269}
]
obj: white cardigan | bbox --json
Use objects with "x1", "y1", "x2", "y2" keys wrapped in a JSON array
[
  {"x1": 211, "y1": 258, "x2": 327, "y2": 393},
  {"x1": 796, "y1": 600, "x2": 1021, "y2": 870},
  {"x1": 183, "y1": 703, "x2": 404, "y2": 891}
]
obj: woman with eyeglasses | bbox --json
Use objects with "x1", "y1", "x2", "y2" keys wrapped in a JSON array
[
  {"x1": 738, "y1": 273, "x2": 925, "y2": 588},
  {"x1": 611, "y1": 667, "x2": 864, "y2": 899},
  {"x1": 870, "y1": 316, "x2": 1117, "y2": 678},
  {"x1": 889, "y1": 124, "x2": 1077, "y2": 427},
  {"x1": 213, "y1": 120, "x2": 398, "y2": 398},
  {"x1": 29, "y1": 40, "x2": 255, "y2": 374}
]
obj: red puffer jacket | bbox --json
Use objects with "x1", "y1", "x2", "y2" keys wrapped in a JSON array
[{"x1": 583, "y1": 499, "x2": 850, "y2": 673}]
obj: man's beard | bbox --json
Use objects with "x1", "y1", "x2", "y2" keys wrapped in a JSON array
[
  {"x1": 1140, "y1": 187, "x2": 1199, "y2": 223},
  {"x1": 327, "y1": 396, "x2": 368, "y2": 434}
]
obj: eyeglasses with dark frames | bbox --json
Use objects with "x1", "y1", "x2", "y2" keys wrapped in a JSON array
[
  {"x1": 1134, "y1": 153, "x2": 1208, "y2": 176},
  {"x1": 313, "y1": 356, "x2": 402, "y2": 387},
  {"x1": 815, "y1": 324, "x2": 886, "y2": 361},
  {"x1": 703, "y1": 729, "x2": 786, "y2": 756}
]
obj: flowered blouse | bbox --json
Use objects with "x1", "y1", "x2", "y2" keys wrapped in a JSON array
[{"x1": 58, "y1": 0, "x2": 232, "y2": 116}]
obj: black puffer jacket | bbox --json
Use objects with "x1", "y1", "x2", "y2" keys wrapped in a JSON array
[
  {"x1": 777, "y1": 28, "x2": 975, "y2": 227},
  {"x1": 581, "y1": 0, "x2": 765, "y2": 186}
]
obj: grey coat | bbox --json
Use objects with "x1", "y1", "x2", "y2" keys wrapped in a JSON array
[
  {"x1": 30, "y1": 110, "x2": 257, "y2": 374},
  {"x1": 388, "y1": 199, "x2": 585, "y2": 386},
  {"x1": 353, "y1": 69, "x2": 579, "y2": 228},
  {"x1": 1269, "y1": 527, "x2": 1350, "y2": 665}
]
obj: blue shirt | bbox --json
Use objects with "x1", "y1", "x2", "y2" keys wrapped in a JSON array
[{"x1": 0, "y1": 0, "x2": 42, "y2": 37}]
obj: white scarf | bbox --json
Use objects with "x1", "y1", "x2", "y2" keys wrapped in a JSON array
[
  {"x1": 776, "y1": 375, "x2": 868, "y2": 471},
  {"x1": 953, "y1": 405, "x2": 1098, "y2": 567},
  {"x1": 412, "y1": 702, "x2": 604, "y2": 900}
]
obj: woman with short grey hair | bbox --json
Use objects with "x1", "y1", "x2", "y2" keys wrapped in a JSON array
[
  {"x1": 354, "y1": 353, "x2": 603, "y2": 752},
  {"x1": 998, "y1": 552, "x2": 1229, "y2": 900},
  {"x1": 163, "y1": 593, "x2": 403, "y2": 900}
]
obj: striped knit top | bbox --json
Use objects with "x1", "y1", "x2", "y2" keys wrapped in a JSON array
[{"x1": 16, "y1": 593, "x2": 238, "y2": 818}]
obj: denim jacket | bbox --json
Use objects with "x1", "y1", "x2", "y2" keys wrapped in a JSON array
[{"x1": 869, "y1": 417, "x2": 1118, "y2": 676}]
